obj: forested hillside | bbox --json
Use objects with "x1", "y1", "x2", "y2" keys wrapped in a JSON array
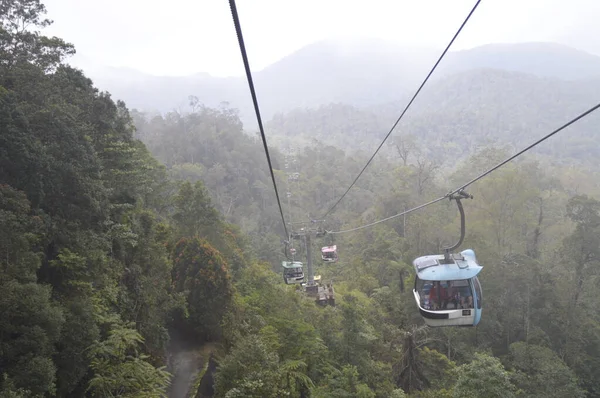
[
  {"x1": 267, "y1": 68, "x2": 600, "y2": 176},
  {"x1": 3, "y1": 1, "x2": 600, "y2": 397}
]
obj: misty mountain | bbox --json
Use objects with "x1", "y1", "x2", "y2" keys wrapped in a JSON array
[
  {"x1": 267, "y1": 68, "x2": 600, "y2": 168},
  {"x1": 81, "y1": 40, "x2": 600, "y2": 124},
  {"x1": 442, "y1": 42, "x2": 600, "y2": 80}
]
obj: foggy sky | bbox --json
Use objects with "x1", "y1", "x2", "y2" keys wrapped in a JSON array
[{"x1": 42, "y1": 0, "x2": 600, "y2": 77}]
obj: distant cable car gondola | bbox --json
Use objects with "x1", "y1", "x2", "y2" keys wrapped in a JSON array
[
  {"x1": 282, "y1": 261, "x2": 304, "y2": 285},
  {"x1": 412, "y1": 190, "x2": 483, "y2": 327},
  {"x1": 321, "y1": 245, "x2": 338, "y2": 262}
]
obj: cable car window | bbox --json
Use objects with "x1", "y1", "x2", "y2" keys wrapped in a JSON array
[
  {"x1": 416, "y1": 279, "x2": 473, "y2": 311},
  {"x1": 284, "y1": 268, "x2": 302, "y2": 277},
  {"x1": 473, "y1": 277, "x2": 482, "y2": 309},
  {"x1": 415, "y1": 257, "x2": 438, "y2": 271},
  {"x1": 415, "y1": 278, "x2": 432, "y2": 309}
]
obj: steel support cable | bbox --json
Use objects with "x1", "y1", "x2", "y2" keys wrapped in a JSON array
[
  {"x1": 328, "y1": 196, "x2": 447, "y2": 234},
  {"x1": 447, "y1": 102, "x2": 600, "y2": 196},
  {"x1": 229, "y1": 0, "x2": 289, "y2": 238},
  {"x1": 321, "y1": 0, "x2": 482, "y2": 219},
  {"x1": 328, "y1": 102, "x2": 600, "y2": 234}
]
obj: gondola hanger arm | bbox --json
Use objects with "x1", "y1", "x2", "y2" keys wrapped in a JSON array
[{"x1": 442, "y1": 190, "x2": 473, "y2": 263}]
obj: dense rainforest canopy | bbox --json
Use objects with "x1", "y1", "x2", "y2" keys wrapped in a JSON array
[{"x1": 2, "y1": 1, "x2": 600, "y2": 397}]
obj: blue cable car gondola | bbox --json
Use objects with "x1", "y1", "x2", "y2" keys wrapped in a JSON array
[
  {"x1": 412, "y1": 190, "x2": 483, "y2": 327},
  {"x1": 413, "y1": 249, "x2": 483, "y2": 327}
]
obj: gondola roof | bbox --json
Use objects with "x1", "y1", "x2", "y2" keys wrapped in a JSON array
[{"x1": 413, "y1": 249, "x2": 482, "y2": 281}]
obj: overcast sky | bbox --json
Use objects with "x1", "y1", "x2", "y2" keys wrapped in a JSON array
[{"x1": 42, "y1": 0, "x2": 600, "y2": 77}]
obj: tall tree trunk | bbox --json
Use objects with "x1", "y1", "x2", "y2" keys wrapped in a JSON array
[{"x1": 528, "y1": 197, "x2": 543, "y2": 259}]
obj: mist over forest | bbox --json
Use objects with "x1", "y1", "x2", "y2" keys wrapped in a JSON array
[{"x1": 2, "y1": 0, "x2": 600, "y2": 397}]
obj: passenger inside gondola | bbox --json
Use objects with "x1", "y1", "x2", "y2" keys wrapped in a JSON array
[
  {"x1": 429, "y1": 281, "x2": 448, "y2": 309},
  {"x1": 448, "y1": 280, "x2": 473, "y2": 309},
  {"x1": 417, "y1": 279, "x2": 473, "y2": 310}
]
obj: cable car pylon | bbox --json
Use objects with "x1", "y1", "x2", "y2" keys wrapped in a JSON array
[{"x1": 289, "y1": 220, "x2": 335, "y2": 306}]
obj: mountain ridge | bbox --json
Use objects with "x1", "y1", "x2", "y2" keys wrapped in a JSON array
[
  {"x1": 73, "y1": 40, "x2": 600, "y2": 123},
  {"x1": 266, "y1": 67, "x2": 600, "y2": 168}
]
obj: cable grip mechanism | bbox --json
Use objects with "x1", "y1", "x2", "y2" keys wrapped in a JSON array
[{"x1": 442, "y1": 189, "x2": 473, "y2": 263}]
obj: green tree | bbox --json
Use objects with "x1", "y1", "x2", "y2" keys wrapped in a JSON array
[
  {"x1": 452, "y1": 353, "x2": 517, "y2": 398},
  {"x1": 173, "y1": 181, "x2": 220, "y2": 238},
  {"x1": 0, "y1": 280, "x2": 64, "y2": 395},
  {"x1": 214, "y1": 334, "x2": 286, "y2": 398},
  {"x1": 0, "y1": 0, "x2": 75, "y2": 72},
  {"x1": 312, "y1": 365, "x2": 376, "y2": 398},
  {"x1": 172, "y1": 237, "x2": 234, "y2": 341},
  {"x1": 505, "y1": 342, "x2": 585, "y2": 398},
  {"x1": 87, "y1": 321, "x2": 171, "y2": 397}
]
